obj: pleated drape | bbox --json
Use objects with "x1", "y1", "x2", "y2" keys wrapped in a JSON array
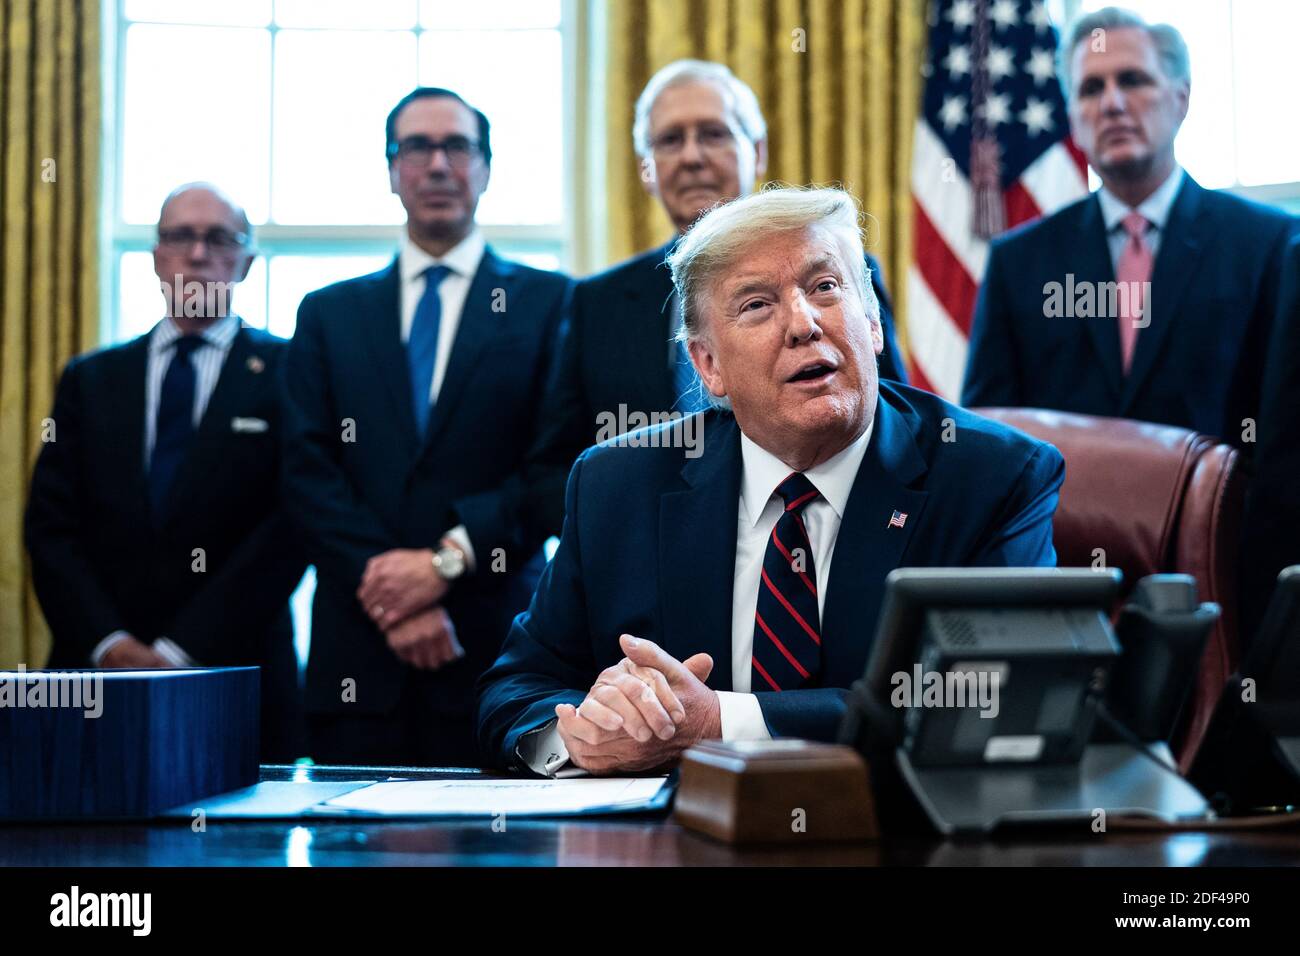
[{"x1": 0, "y1": 0, "x2": 101, "y2": 667}]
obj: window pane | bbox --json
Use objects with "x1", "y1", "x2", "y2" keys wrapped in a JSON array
[
  {"x1": 1231, "y1": 1, "x2": 1300, "y2": 186},
  {"x1": 418, "y1": 30, "x2": 563, "y2": 225},
  {"x1": 267, "y1": 254, "x2": 391, "y2": 338},
  {"x1": 125, "y1": 0, "x2": 271, "y2": 26},
  {"x1": 121, "y1": 25, "x2": 271, "y2": 223},
  {"x1": 492, "y1": 247, "x2": 561, "y2": 272},
  {"x1": 275, "y1": 0, "x2": 417, "y2": 29},
  {"x1": 117, "y1": 252, "x2": 267, "y2": 342},
  {"x1": 419, "y1": 0, "x2": 560, "y2": 30},
  {"x1": 272, "y1": 30, "x2": 416, "y2": 224}
]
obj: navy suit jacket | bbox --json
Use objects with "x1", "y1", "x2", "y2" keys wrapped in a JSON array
[
  {"x1": 962, "y1": 174, "x2": 1297, "y2": 443},
  {"x1": 478, "y1": 381, "x2": 1064, "y2": 770},
  {"x1": 521, "y1": 241, "x2": 909, "y2": 540},
  {"x1": 25, "y1": 326, "x2": 306, "y2": 754},
  {"x1": 282, "y1": 250, "x2": 571, "y2": 719},
  {"x1": 1241, "y1": 235, "x2": 1300, "y2": 644}
]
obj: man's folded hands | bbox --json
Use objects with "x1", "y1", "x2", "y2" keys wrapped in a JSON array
[{"x1": 556, "y1": 634, "x2": 722, "y2": 773}]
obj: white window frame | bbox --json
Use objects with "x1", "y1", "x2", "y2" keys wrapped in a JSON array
[{"x1": 99, "y1": 0, "x2": 583, "y2": 344}]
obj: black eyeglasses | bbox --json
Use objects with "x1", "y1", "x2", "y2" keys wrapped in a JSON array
[
  {"x1": 649, "y1": 123, "x2": 739, "y2": 158},
  {"x1": 157, "y1": 227, "x2": 250, "y2": 253},
  {"x1": 388, "y1": 135, "x2": 483, "y2": 169}
]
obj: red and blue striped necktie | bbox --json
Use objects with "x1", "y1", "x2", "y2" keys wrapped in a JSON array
[{"x1": 752, "y1": 472, "x2": 822, "y2": 691}]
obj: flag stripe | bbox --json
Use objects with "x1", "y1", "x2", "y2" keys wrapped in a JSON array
[
  {"x1": 908, "y1": 265, "x2": 973, "y2": 400},
  {"x1": 912, "y1": 196, "x2": 980, "y2": 338},
  {"x1": 908, "y1": 1, "x2": 1089, "y2": 401}
]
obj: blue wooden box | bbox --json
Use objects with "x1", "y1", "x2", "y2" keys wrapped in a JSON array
[{"x1": 0, "y1": 666, "x2": 259, "y2": 819}]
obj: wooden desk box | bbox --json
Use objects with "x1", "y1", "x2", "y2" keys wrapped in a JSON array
[
  {"x1": 675, "y1": 739, "x2": 878, "y2": 845},
  {"x1": 0, "y1": 666, "x2": 259, "y2": 819}
]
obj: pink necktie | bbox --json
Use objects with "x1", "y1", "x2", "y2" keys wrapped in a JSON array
[{"x1": 1116, "y1": 211, "x2": 1153, "y2": 375}]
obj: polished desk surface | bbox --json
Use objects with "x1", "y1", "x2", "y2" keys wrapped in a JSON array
[{"x1": 4, "y1": 765, "x2": 1300, "y2": 867}]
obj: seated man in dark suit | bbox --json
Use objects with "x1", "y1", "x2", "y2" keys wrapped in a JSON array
[
  {"x1": 1240, "y1": 235, "x2": 1300, "y2": 645},
  {"x1": 25, "y1": 182, "x2": 307, "y2": 760},
  {"x1": 962, "y1": 7, "x2": 1296, "y2": 443},
  {"x1": 478, "y1": 186, "x2": 1064, "y2": 774},
  {"x1": 523, "y1": 59, "x2": 908, "y2": 540},
  {"x1": 282, "y1": 88, "x2": 571, "y2": 767}
]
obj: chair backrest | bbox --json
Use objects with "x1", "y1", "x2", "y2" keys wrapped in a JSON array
[{"x1": 973, "y1": 407, "x2": 1245, "y2": 770}]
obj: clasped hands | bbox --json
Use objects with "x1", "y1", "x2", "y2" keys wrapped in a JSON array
[
  {"x1": 556, "y1": 634, "x2": 723, "y2": 773},
  {"x1": 357, "y1": 547, "x2": 463, "y2": 671}
]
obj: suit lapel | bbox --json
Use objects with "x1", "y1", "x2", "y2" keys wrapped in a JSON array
[
  {"x1": 420, "y1": 248, "x2": 513, "y2": 452},
  {"x1": 358, "y1": 260, "x2": 420, "y2": 452},
  {"x1": 623, "y1": 241, "x2": 679, "y2": 414},
  {"x1": 1120, "y1": 175, "x2": 1209, "y2": 414},
  {"x1": 658, "y1": 412, "x2": 741, "y2": 691},
  {"x1": 819, "y1": 393, "x2": 929, "y2": 686},
  {"x1": 1073, "y1": 196, "x2": 1126, "y2": 405}
]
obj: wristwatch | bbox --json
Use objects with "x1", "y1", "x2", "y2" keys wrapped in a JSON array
[{"x1": 431, "y1": 542, "x2": 467, "y2": 581}]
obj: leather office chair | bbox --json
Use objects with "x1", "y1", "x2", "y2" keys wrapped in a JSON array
[{"x1": 973, "y1": 408, "x2": 1245, "y2": 771}]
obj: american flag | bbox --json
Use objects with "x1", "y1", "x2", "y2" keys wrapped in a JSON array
[
  {"x1": 889, "y1": 510, "x2": 908, "y2": 529},
  {"x1": 907, "y1": 0, "x2": 1088, "y2": 398}
]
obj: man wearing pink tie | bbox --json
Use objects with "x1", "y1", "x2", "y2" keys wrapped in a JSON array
[{"x1": 963, "y1": 6, "x2": 1296, "y2": 445}]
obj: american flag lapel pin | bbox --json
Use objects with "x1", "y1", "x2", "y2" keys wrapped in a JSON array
[
  {"x1": 888, "y1": 510, "x2": 908, "y2": 529},
  {"x1": 247, "y1": 355, "x2": 265, "y2": 374}
]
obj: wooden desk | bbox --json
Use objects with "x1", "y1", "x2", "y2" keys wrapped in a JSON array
[{"x1": 3, "y1": 764, "x2": 1299, "y2": 867}]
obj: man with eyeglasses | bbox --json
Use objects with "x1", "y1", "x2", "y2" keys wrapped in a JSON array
[
  {"x1": 521, "y1": 59, "x2": 909, "y2": 542},
  {"x1": 26, "y1": 182, "x2": 307, "y2": 760},
  {"x1": 282, "y1": 87, "x2": 571, "y2": 767}
]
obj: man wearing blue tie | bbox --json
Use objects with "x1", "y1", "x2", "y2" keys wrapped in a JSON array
[
  {"x1": 26, "y1": 183, "x2": 306, "y2": 760},
  {"x1": 478, "y1": 187, "x2": 1063, "y2": 775},
  {"x1": 282, "y1": 88, "x2": 571, "y2": 766}
]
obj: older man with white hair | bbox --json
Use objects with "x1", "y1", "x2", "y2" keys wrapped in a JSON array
[
  {"x1": 521, "y1": 58, "x2": 909, "y2": 542},
  {"x1": 479, "y1": 186, "x2": 1064, "y2": 775}
]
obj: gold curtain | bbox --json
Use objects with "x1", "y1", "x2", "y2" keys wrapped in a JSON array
[
  {"x1": 604, "y1": 0, "x2": 926, "y2": 355},
  {"x1": 0, "y1": 0, "x2": 101, "y2": 668}
]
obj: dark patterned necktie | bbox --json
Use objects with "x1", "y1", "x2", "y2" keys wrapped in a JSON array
[
  {"x1": 149, "y1": 334, "x2": 204, "y2": 521},
  {"x1": 751, "y1": 472, "x2": 822, "y2": 691}
]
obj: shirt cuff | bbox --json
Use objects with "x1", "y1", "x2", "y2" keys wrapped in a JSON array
[
  {"x1": 717, "y1": 691, "x2": 773, "y2": 742},
  {"x1": 516, "y1": 718, "x2": 576, "y2": 776},
  {"x1": 91, "y1": 631, "x2": 132, "y2": 667},
  {"x1": 153, "y1": 637, "x2": 196, "y2": 667},
  {"x1": 443, "y1": 525, "x2": 476, "y2": 573}
]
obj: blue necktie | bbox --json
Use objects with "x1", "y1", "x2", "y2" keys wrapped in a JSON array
[
  {"x1": 752, "y1": 473, "x2": 823, "y2": 691},
  {"x1": 408, "y1": 264, "x2": 452, "y2": 438},
  {"x1": 149, "y1": 335, "x2": 204, "y2": 521}
]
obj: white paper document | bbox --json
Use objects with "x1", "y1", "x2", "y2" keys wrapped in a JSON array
[{"x1": 316, "y1": 777, "x2": 669, "y2": 817}]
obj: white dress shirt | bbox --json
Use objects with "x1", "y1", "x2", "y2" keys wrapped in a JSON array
[
  {"x1": 398, "y1": 228, "x2": 486, "y2": 568},
  {"x1": 1096, "y1": 166, "x2": 1184, "y2": 272},
  {"x1": 93, "y1": 313, "x2": 243, "y2": 667},
  {"x1": 521, "y1": 419, "x2": 876, "y2": 775}
]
